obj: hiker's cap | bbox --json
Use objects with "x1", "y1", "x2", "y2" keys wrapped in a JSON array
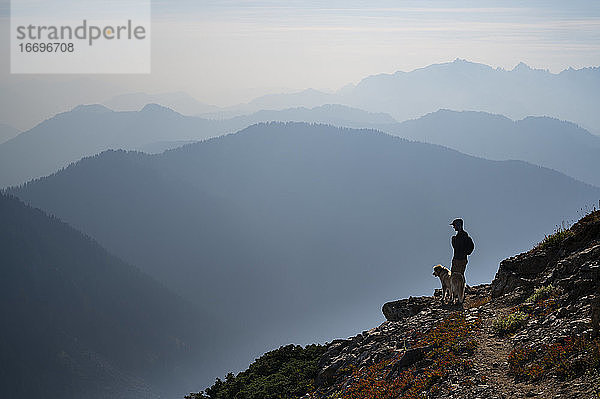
[{"x1": 450, "y1": 218, "x2": 464, "y2": 227}]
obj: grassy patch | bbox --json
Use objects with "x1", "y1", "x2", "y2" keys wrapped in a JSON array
[
  {"x1": 527, "y1": 285, "x2": 561, "y2": 304},
  {"x1": 492, "y1": 311, "x2": 529, "y2": 336},
  {"x1": 519, "y1": 284, "x2": 562, "y2": 318},
  {"x1": 538, "y1": 221, "x2": 574, "y2": 249},
  {"x1": 492, "y1": 284, "x2": 562, "y2": 337}
]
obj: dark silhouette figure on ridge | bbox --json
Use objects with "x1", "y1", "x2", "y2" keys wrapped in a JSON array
[{"x1": 450, "y1": 218, "x2": 474, "y2": 280}]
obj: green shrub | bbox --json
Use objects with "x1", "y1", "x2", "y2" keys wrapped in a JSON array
[
  {"x1": 493, "y1": 311, "x2": 529, "y2": 336},
  {"x1": 185, "y1": 343, "x2": 327, "y2": 399},
  {"x1": 527, "y1": 285, "x2": 561, "y2": 304}
]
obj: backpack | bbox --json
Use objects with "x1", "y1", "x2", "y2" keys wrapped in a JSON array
[{"x1": 465, "y1": 235, "x2": 474, "y2": 256}]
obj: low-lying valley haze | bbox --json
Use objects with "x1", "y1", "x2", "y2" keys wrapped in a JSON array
[{"x1": 1, "y1": 1, "x2": 599, "y2": 398}]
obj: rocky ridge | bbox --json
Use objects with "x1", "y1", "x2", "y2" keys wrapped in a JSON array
[{"x1": 305, "y1": 210, "x2": 600, "y2": 399}]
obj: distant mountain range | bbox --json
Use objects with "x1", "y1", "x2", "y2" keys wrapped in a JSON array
[
  {"x1": 2, "y1": 60, "x2": 599, "y2": 134},
  {"x1": 226, "y1": 59, "x2": 600, "y2": 135},
  {"x1": 0, "y1": 193, "x2": 230, "y2": 398},
  {"x1": 2, "y1": 103, "x2": 598, "y2": 189},
  {"x1": 11, "y1": 122, "x2": 600, "y2": 383}
]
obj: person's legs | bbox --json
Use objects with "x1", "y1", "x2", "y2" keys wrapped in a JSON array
[{"x1": 451, "y1": 259, "x2": 467, "y2": 274}]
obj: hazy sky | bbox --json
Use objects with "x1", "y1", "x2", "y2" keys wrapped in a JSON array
[{"x1": 1, "y1": 0, "x2": 599, "y2": 106}]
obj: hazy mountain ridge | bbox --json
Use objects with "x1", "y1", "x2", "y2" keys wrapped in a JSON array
[
  {"x1": 2, "y1": 101, "x2": 599, "y2": 189},
  {"x1": 11, "y1": 122, "x2": 600, "y2": 387},
  {"x1": 0, "y1": 192, "x2": 224, "y2": 399},
  {"x1": 2, "y1": 60, "x2": 599, "y2": 134},
  {"x1": 0, "y1": 103, "x2": 396, "y2": 188},
  {"x1": 240, "y1": 59, "x2": 600, "y2": 134}
]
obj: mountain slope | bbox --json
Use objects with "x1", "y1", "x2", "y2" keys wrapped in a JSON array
[
  {"x1": 0, "y1": 193, "x2": 222, "y2": 399},
  {"x1": 10, "y1": 122, "x2": 600, "y2": 379},
  {"x1": 389, "y1": 110, "x2": 600, "y2": 187}
]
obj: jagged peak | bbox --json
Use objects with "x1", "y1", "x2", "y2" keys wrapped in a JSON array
[
  {"x1": 512, "y1": 61, "x2": 531, "y2": 72},
  {"x1": 510, "y1": 62, "x2": 551, "y2": 73}
]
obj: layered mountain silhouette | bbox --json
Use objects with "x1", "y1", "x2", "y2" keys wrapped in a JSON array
[
  {"x1": 11, "y1": 122, "x2": 600, "y2": 380},
  {"x1": 0, "y1": 103, "x2": 398, "y2": 188},
  {"x1": 241, "y1": 59, "x2": 600, "y2": 134},
  {"x1": 2, "y1": 103, "x2": 598, "y2": 189},
  {"x1": 2, "y1": 60, "x2": 599, "y2": 135},
  {"x1": 227, "y1": 103, "x2": 396, "y2": 128},
  {"x1": 0, "y1": 193, "x2": 225, "y2": 399}
]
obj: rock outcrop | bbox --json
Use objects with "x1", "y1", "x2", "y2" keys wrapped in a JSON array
[
  {"x1": 490, "y1": 211, "x2": 600, "y2": 345},
  {"x1": 314, "y1": 284, "x2": 491, "y2": 392},
  {"x1": 381, "y1": 295, "x2": 432, "y2": 322},
  {"x1": 492, "y1": 211, "x2": 600, "y2": 300}
]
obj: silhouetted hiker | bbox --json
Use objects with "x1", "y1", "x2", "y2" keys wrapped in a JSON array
[{"x1": 450, "y1": 218, "x2": 474, "y2": 279}]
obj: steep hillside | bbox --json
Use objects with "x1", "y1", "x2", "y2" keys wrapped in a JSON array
[
  {"x1": 11, "y1": 122, "x2": 600, "y2": 380},
  {"x1": 189, "y1": 210, "x2": 600, "y2": 399},
  {"x1": 0, "y1": 193, "x2": 223, "y2": 398}
]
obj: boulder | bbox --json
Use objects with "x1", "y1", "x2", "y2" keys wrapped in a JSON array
[{"x1": 382, "y1": 296, "x2": 432, "y2": 322}]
